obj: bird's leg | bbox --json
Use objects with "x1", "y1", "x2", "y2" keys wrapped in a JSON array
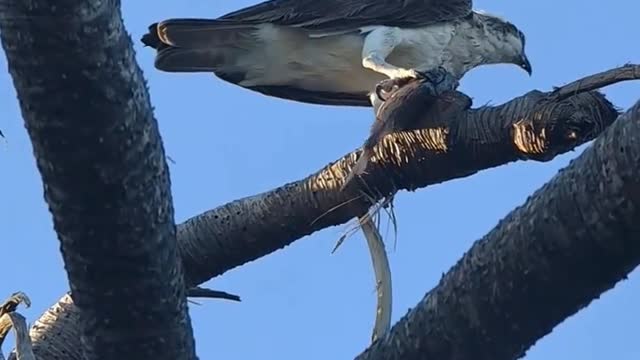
[
  {"x1": 362, "y1": 27, "x2": 421, "y2": 80},
  {"x1": 369, "y1": 76, "x2": 416, "y2": 110},
  {"x1": 362, "y1": 53, "x2": 419, "y2": 79},
  {"x1": 369, "y1": 78, "x2": 400, "y2": 110},
  {"x1": 375, "y1": 77, "x2": 415, "y2": 100}
]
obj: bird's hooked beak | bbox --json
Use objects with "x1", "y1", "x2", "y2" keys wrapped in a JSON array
[{"x1": 519, "y1": 54, "x2": 532, "y2": 76}]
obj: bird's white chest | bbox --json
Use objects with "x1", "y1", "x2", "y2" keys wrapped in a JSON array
[{"x1": 380, "y1": 25, "x2": 457, "y2": 71}]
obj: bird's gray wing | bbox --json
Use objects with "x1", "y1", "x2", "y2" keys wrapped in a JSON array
[{"x1": 220, "y1": 0, "x2": 473, "y2": 34}]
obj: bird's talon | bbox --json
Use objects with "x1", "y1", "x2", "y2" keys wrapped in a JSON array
[
  {"x1": 412, "y1": 70, "x2": 430, "y2": 79},
  {"x1": 375, "y1": 78, "x2": 405, "y2": 101},
  {"x1": 408, "y1": 69, "x2": 422, "y2": 78},
  {"x1": 375, "y1": 86, "x2": 386, "y2": 101}
]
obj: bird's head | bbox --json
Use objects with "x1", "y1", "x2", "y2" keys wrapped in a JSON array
[
  {"x1": 507, "y1": 27, "x2": 532, "y2": 76},
  {"x1": 475, "y1": 11, "x2": 532, "y2": 76}
]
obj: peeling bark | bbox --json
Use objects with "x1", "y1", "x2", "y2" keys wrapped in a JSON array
[
  {"x1": 0, "y1": 1, "x2": 195, "y2": 359},
  {"x1": 355, "y1": 99, "x2": 640, "y2": 360},
  {"x1": 20, "y1": 294, "x2": 80, "y2": 360}
]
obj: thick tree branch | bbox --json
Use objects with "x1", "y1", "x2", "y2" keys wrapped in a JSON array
[
  {"x1": 0, "y1": 0, "x2": 196, "y2": 359},
  {"x1": 179, "y1": 68, "x2": 631, "y2": 285},
  {"x1": 21, "y1": 65, "x2": 637, "y2": 360},
  {"x1": 355, "y1": 97, "x2": 640, "y2": 360}
]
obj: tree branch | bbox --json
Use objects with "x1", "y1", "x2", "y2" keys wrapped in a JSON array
[
  {"x1": 355, "y1": 97, "x2": 640, "y2": 360},
  {"x1": 0, "y1": 292, "x2": 31, "y2": 349},
  {"x1": 179, "y1": 68, "x2": 633, "y2": 285},
  {"x1": 0, "y1": 0, "x2": 195, "y2": 359},
  {"x1": 549, "y1": 63, "x2": 640, "y2": 102},
  {"x1": 19, "y1": 65, "x2": 638, "y2": 360}
]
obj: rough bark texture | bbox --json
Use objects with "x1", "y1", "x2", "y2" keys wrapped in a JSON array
[
  {"x1": 355, "y1": 99, "x2": 640, "y2": 360},
  {"x1": 16, "y1": 73, "x2": 627, "y2": 359},
  {"x1": 23, "y1": 294, "x2": 80, "y2": 360},
  {"x1": 178, "y1": 90, "x2": 617, "y2": 285},
  {"x1": 0, "y1": 1, "x2": 196, "y2": 359},
  {"x1": 1, "y1": 0, "x2": 637, "y2": 355}
]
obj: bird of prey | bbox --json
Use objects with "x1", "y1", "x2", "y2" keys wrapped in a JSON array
[{"x1": 141, "y1": 0, "x2": 531, "y2": 107}]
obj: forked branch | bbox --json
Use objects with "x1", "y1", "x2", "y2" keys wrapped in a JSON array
[{"x1": 18, "y1": 64, "x2": 639, "y2": 360}]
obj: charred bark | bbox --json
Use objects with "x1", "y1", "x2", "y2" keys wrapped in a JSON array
[
  {"x1": 178, "y1": 87, "x2": 620, "y2": 285},
  {"x1": 15, "y1": 62, "x2": 639, "y2": 359},
  {"x1": 0, "y1": 1, "x2": 196, "y2": 359}
]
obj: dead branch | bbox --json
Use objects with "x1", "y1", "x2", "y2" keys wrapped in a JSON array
[
  {"x1": 178, "y1": 67, "x2": 636, "y2": 286},
  {"x1": 18, "y1": 65, "x2": 639, "y2": 360},
  {"x1": 0, "y1": 292, "x2": 31, "y2": 349},
  {"x1": 186, "y1": 287, "x2": 241, "y2": 302},
  {"x1": 549, "y1": 63, "x2": 640, "y2": 102},
  {"x1": 1, "y1": 313, "x2": 35, "y2": 360}
]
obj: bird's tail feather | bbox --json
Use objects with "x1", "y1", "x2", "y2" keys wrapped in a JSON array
[
  {"x1": 155, "y1": 18, "x2": 257, "y2": 48},
  {"x1": 154, "y1": 47, "x2": 226, "y2": 72},
  {"x1": 142, "y1": 19, "x2": 258, "y2": 73}
]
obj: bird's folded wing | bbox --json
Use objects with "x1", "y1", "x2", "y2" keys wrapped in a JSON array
[{"x1": 219, "y1": 0, "x2": 472, "y2": 34}]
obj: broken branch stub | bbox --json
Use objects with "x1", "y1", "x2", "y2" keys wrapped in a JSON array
[{"x1": 1, "y1": 292, "x2": 33, "y2": 360}]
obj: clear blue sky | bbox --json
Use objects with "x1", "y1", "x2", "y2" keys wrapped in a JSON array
[{"x1": 1, "y1": 0, "x2": 639, "y2": 358}]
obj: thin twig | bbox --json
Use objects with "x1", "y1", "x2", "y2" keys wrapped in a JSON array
[
  {"x1": 550, "y1": 64, "x2": 640, "y2": 102},
  {"x1": 186, "y1": 286, "x2": 241, "y2": 302}
]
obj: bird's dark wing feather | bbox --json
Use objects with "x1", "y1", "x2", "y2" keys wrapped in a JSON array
[
  {"x1": 246, "y1": 86, "x2": 371, "y2": 107},
  {"x1": 219, "y1": 0, "x2": 473, "y2": 33}
]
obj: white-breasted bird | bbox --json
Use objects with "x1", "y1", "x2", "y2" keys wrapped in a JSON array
[{"x1": 142, "y1": 0, "x2": 531, "y2": 107}]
